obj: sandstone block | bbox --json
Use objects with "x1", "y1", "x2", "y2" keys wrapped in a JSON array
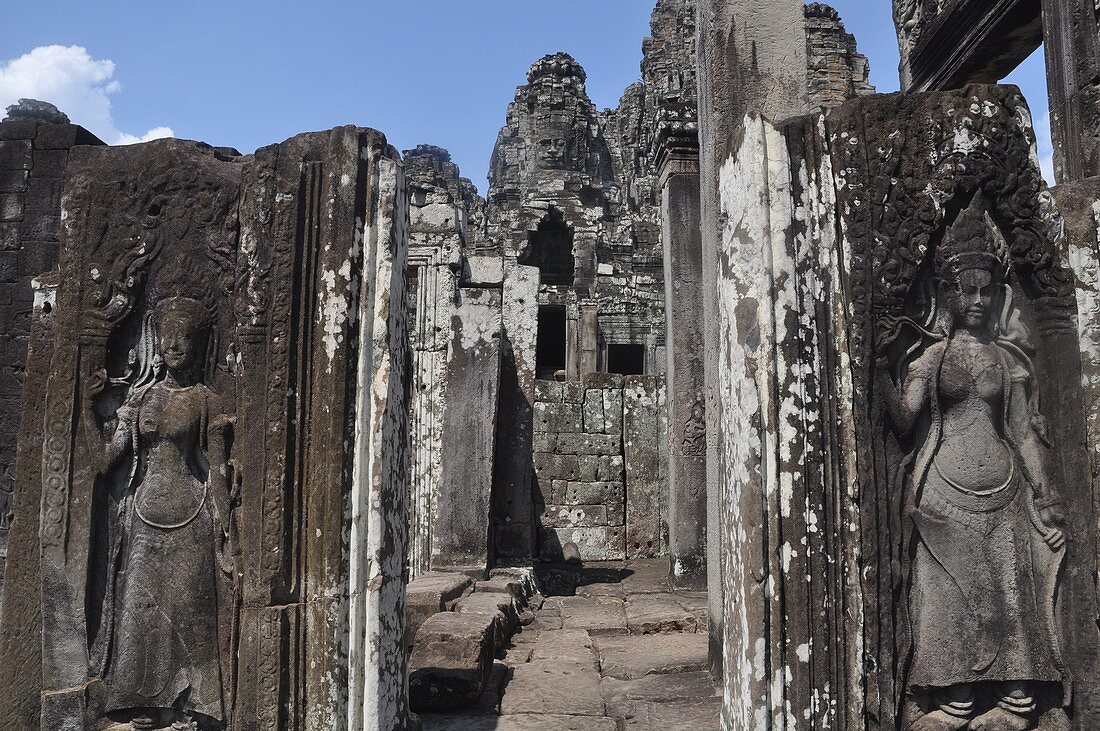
[
  {"x1": 540, "y1": 526, "x2": 626, "y2": 562},
  {"x1": 475, "y1": 575, "x2": 526, "y2": 603},
  {"x1": 534, "y1": 402, "x2": 582, "y2": 433},
  {"x1": 562, "y1": 381, "x2": 586, "y2": 403},
  {"x1": 533, "y1": 380, "x2": 563, "y2": 403},
  {"x1": 582, "y1": 390, "x2": 605, "y2": 432},
  {"x1": 499, "y1": 660, "x2": 605, "y2": 716},
  {"x1": 541, "y1": 504, "x2": 608, "y2": 528},
  {"x1": 533, "y1": 453, "x2": 581, "y2": 481},
  {"x1": 406, "y1": 572, "x2": 473, "y2": 645},
  {"x1": 593, "y1": 632, "x2": 708, "y2": 679},
  {"x1": 625, "y1": 593, "x2": 697, "y2": 634},
  {"x1": 559, "y1": 596, "x2": 627, "y2": 636},
  {"x1": 409, "y1": 612, "x2": 496, "y2": 712},
  {"x1": 551, "y1": 432, "x2": 621, "y2": 455},
  {"x1": 582, "y1": 372, "x2": 623, "y2": 389},
  {"x1": 564, "y1": 481, "x2": 621, "y2": 505},
  {"x1": 455, "y1": 591, "x2": 518, "y2": 639}
]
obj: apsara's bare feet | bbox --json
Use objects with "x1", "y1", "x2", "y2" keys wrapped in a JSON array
[
  {"x1": 910, "y1": 709, "x2": 972, "y2": 731},
  {"x1": 970, "y1": 706, "x2": 1031, "y2": 731}
]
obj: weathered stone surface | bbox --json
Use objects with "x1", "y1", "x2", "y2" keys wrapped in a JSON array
[
  {"x1": 625, "y1": 593, "x2": 697, "y2": 634},
  {"x1": 559, "y1": 596, "x2": 628, "y2": 636},
  {"x1": 409, "y1": 612, "x2": 496, "y2": 712},
  {"x1": 406, "y1": 572, "x2": 474, "y2": 646},
  {"x1": 805, "y1": 3, "x2": 874, "y2": 109},
  {"x1": 500, "y1": 660, "x2": 605, "y2": 717},
  {"x1": 702, "y1": 59, "x2": 1100, "y2": 726},
  {"x1": 0, "y1": 127, "x2": 416, "y2": 730},
  {"x1": 623, "y1": 376, "x2": 665, "y2": 560},
  {"x1": 1043, "y1": 0, "x2": 1100, "y2": 181},
  {"x1": 594, "y1": 632, "x2": 709, "y2": 680},
  {"x1": 893, "y1": 0, "x2": 1042, "y2": 90},
  {"x1": 657, "y1": 129, "x2": 708, "y2": 590},
  {"x1": 432, "y1": 286, "x2": 502, "y2": 570},
  {"x1": 0, "y1": 112, "x2": 102, "y2": 641},
  {"x1": 696, "y1": 0, "x2": 811, "y2": 711},
  {"x1": 600, "y1": 672, "x2": 720, "y2": 727},
  {"x1": 541, "y1": 527, "x2": 627, "y2": 562}
]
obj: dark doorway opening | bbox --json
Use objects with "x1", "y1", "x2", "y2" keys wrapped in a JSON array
[
  {"x1": 537, "y1": 306, "x2": 567, "y2": 380},
  {"x1": 606, "y1": 343, "x2": 645, "y2": 376},
  {"x1": 523, "y1": 209, "x2": 575, "y2": 286}
]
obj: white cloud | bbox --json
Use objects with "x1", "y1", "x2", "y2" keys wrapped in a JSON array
[{"x1": 0, "y1": 45, "x2": 173, "y2": 146}]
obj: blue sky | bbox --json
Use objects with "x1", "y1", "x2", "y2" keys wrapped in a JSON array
[{"x1": 0, "y1": 1, "x2": 1053, "y2": 188}]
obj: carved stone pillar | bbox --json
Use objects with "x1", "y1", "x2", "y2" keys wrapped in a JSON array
[
  {"x1": 657, "y1": 130, "x2": 707, "y2": 590},
  {"x1": 492, "y1": 264, "x2": 540, "y2": 562},
  {"x1": 705, "y1": 79, "x2": 1100, "y2": 729},
  {"x1": 1042, "y1": 0, "x2": 1100, "y2": 182},
  {"x1": 431, "y1": 286, "x2": 502, "y2": 571},
  {"x1": 696, "y1": 0, "x2": 809, "y2": 689},
  {"x1": 579, "y1": 304, "x2": 599, "y2": 378}
]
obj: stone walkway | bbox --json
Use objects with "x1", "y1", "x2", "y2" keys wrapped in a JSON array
[{"x1": 419, "y1": 559, "x2": 720, "y2": 730}]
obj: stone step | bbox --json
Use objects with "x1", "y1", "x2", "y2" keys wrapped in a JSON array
[
  {"x1": 409, "y1": 612, "x2": 496, "y2": 713},
  {"x1": 624, "y1": 592, "x2": 698, "y2": 634},
  {"x1": 406, "y1": 572, "x2": 474, "y2": 647},
  {"x1": 454, "y1": 591, "x2": 519, "y2": 644}
]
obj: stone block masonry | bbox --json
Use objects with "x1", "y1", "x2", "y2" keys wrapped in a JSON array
[{"x1": 533, "y1": 374, "x2": 666, "y2": 562}]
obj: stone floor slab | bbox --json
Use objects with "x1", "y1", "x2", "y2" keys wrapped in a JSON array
[
  {"x1": 559, "y1": 596, "x2": 626, "y2": 635},
  {"x1": 625, "y1": 592, "x2": 697, "y2": 634},
  {"x1": 619, "y1": 698, "x2": 722, "y2": 728},
  {"x1": 593, "y1": 632, "x2": 709, "y2": 680},
  {"x1": 529, "y1": 628, "x2": 598, "y2": 669},
  {"x1": 498, "y1": 715, "x2": 618, "y2": 730},
  {"x1": 500, "y1": 660, "x2": 605, "y2": 717},
  {"x1": 421, "y1": 715, "x2": 618, "y2": 731}
]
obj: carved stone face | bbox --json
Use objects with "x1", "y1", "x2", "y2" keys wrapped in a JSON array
[
  {"x1": 946, "y1": 268, "x2": 995, "y2": 330},
  {"x1": 537, "y1": 137, "x2": 569, "y2": 169},
  {"x1": 161, "y1": 312, "x2": 200, "y2": 371}
]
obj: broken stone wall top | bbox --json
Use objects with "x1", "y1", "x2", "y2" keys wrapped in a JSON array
[
  {"x1": 404, "y1": 144, "x2": 486, "y2": 255},
  {"x1": 805, "y1": 3, "x2": 875, "y2": 109}
]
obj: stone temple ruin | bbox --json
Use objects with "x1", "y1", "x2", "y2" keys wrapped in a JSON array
[{"x1": 1, "y1": 0, "x2": 1099, "y2": 728}]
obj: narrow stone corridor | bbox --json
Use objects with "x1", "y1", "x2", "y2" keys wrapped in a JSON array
[{"x1": 418, "y1": 559, "x2": 720, "y2": 730}]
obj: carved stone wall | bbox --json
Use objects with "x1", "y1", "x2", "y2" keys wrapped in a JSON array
[
  {"x1": 0, "y1": 104, "x2": 102, "y2": 619},
  {"x1": 707, "y1": 79, "x2": 1100, "y2": 729},
  {"x1": 0, "y1": 127, "x2": 415, "y2": 731},
  {"x1": 1042, "y1": 0, "x2": 1100, "y2": 182}
]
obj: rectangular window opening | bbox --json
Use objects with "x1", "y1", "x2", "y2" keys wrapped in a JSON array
[
  {"x1": 606, "y1": 343, "x2": 645, "y2": 376},
  {"x1": 536, "y1": 306, "x2": 567, "y2": 380}
]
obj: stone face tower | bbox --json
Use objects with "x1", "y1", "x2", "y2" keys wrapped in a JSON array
[{"x1": 485, "y1": 52, "x2": 666, "y2": 381}]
